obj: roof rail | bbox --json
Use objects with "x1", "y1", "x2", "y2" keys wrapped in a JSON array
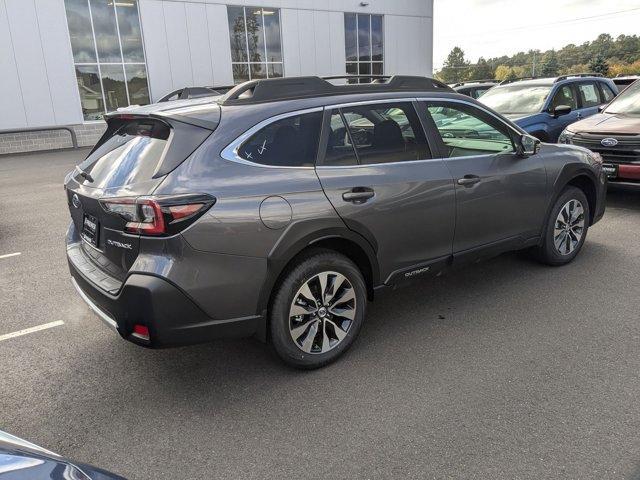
[
  {"x1": 499, "y1": 76, "x2": 539, "y2": 85},
  {"x1": 554, "y1": 73, "x2": 603, "y2": 82},
  {"x1": 219, "y1": 75, "x2": 453, "y2": 105},
  {"x1": 452, "y1": 79, "x2": 499, "y2": 88}
]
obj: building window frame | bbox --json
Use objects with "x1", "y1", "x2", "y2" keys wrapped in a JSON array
[
  {"x1": 227, "y1": 6, "x2": 284, "y2": 84},
  {"x1": 344, "y1": 13, "x2": 384, "y2": 83},
  {"x1": 64, "y1": 0, "x2": 150, "y2": 122}
]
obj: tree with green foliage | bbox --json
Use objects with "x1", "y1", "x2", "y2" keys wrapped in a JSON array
[
  {"x1": 468, "y1": 57, "x2": 495, "y2": 80},
  {"x1": 439, "y1": 47, "x2": 469, "y2": 83},
  {"x1": 540, "y1": 50, "x2": 559, "y2": 77},
  {"x1": 435, "y1": 34, "x2": 640, "y2": 82},
  {"x1": 588, "y1": 54, "x2": 609, "y2": 76}
]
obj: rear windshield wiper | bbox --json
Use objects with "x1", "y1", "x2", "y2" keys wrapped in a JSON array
[{"x1": 76, "y1": 167, "x2": 94, "y2": 183}]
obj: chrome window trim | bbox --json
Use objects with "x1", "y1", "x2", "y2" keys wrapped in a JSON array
[
  {"x1": 220, "y1": 106, "x2": 323, "y2": 169},
  {"x1": 221, "y1": 97, "x2": 521, "y2": 169},
  {"x1": 324, "y1": 97, "x2": 418, "y2": 109},
  {"x1": 315, "y1": 157, "x2": 446, "y2": 170}
]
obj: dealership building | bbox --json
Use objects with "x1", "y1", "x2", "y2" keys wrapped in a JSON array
[{"x1": 0, "y1": 0, "x2": 434, "y2": 154}]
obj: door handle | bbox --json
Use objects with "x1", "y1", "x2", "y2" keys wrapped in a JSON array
[
  {"x1": 457, "y1": 175, "x2": 481, "y2": 187},
  {"x1": 342, "y1": 187, "x2": 375, "y2": 203}
]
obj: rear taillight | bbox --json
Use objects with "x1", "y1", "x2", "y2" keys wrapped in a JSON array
[{"x1": 100, "y1": 194, "x2": 215, "y2": 236}]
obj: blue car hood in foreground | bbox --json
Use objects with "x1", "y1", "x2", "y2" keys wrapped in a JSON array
[{"x1": 0, "y1": 430, "x2": 125, "y2": 479}]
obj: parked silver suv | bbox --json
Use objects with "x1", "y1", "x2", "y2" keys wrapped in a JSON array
[{"x1": 65, "y1": 76, "x2": 606, "y2": 368}]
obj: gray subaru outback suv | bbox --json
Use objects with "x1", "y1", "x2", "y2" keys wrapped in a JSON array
[{"x1": 65, "y1": 75, "x2": 606, "y2": 368}]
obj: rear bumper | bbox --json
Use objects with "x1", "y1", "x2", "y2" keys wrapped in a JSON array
[{"x1": 68, "y1": 256, "x2": 262, "y2": 348}]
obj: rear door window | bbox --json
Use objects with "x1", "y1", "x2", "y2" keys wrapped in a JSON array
[
  {"x1": 335, "y1": 102, "x2": 430, "y2": 165},
  {"x1": 239, "y1": 111, "x2": 323, "y2": 167},
  {"x1": 324, "y1": 112, "x2": 359, "y2": 167},
  {"x1": 577, "y1": 82, "x2": 601, "y2": 108}
]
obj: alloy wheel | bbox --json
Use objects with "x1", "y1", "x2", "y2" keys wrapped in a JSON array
[
  {"x1": 554, "y1": 199, "x2": 585, "y2": 255},
  {"x1": 288, "y1": 271, "x2": 356, "y2": 354}
]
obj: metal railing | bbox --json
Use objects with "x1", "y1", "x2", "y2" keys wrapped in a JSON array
[{"x1": 0, "y1": 125, "x2": 78, "y2": 148}]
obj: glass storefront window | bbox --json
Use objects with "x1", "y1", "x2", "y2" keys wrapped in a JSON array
[
  {"x1": 89, "y1": 0, "x2": 120, "y2": 63},
  {"x1": 116, "y1": 1, "x2": 145, "y2": 63},
  {"x1": 75, "y1": 65, "x2": 104, "y2": 120},
  {"x1": 125, "y1": 64, "x2": 150, "y2": 106},
  {"x1": 64, "y1": 0, "x2": 150, "y2": 121},
  {"x1": 227, "y1": 6, "x2": 283, "y2": 83},
  {"x1": 100, "y1": 65, "x2": 128, "y2": 111},
  {"x1": 344, "y1": 13, "x2": 384, "y2": 83},
  {"x1": 65, "y1": 0, "x2": 96, "y2": 63}
]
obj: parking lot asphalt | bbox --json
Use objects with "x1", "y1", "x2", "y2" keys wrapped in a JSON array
[{"x1": 1, "y1": 148, "x2": 639, "y2": 480}]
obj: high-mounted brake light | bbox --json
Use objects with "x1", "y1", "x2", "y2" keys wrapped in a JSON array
[{"x1": 100, "y1": 195, "x2": 215, "y2": 236}]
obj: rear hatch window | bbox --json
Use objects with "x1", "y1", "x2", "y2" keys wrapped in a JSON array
[{"x1": 79, "y1": 119, "x2": 171, "y2": 189}]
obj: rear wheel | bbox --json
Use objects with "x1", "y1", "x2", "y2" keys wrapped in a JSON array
[
  {"x1": 536, "y1": 186, "x2": 589, "y2": 265},
  {"x1": 270, "y1": 250, "x2": 366, "y2": 369}
]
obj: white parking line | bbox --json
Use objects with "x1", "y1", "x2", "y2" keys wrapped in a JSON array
[
  {"x1": 0, "y1": 252, "x2": 21, "y2": 260},
  {"x1": 0, "y1": 321, "x2": 64, "y2": 342}
]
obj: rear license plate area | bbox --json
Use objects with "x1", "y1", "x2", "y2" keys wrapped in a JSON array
[{"x1": 82, "y1": 213, "x2": 99, "y2": 247}]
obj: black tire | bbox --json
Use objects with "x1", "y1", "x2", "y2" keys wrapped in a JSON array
[
  {"x1": 269, "y1": 249, "x2": 367, "y2": 369},
  {"x1": 536, "y1": 186, "x2": 590, "y2": 266}
]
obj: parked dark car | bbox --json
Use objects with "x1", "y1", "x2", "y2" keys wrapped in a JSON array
[
  {"x1": 480, "y1": 74, "x2": 618, "y2": 142},
  {"x1": 64, "y1": 75, "x2": 606, "y2": 368},
  {"x1": 451, "y1": 79, "x2": 499, "y2": 98},
  {"x1": 0, "y1": 430, "x2": 124, "y2": 479},
  {"x1": 158, "y1": 85, "x2": 234, "y2": 102},
  {"x1": 559, "y1": 79, "x2": 640, "y2": 185},
  {"x1": 612, "y1": 75, "x2": 639, "y2": 90}
]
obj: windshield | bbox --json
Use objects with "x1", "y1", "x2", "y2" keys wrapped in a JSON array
[
  {"x1": 605, "y1": 80, "x2": 640, "y2": 114},
  {"x1": 480, "y1": 84, "x2": 552, "y2": 115}
]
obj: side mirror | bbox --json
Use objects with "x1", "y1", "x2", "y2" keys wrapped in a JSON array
[
  {"x1": 551, "y1": 105, "x2": 572, "y2": 118},
  {"x1": 517, "y1": 134, "x2": 541, "y2": 156},
  {"x1": 597, "y1": 104, "x2": 607, "y2": 113}
]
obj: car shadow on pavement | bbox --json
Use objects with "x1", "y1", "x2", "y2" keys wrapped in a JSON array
[
  {"x1": 48, "y1": 185, "x2": 639, "y2": 422},
  {"x1": 607, "y1": 184, "x2": 640, "y2": 210}
]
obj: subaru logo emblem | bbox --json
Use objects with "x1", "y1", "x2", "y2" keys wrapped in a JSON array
[
  {"x1": 72, "y1": 193, "x2": 81, "y2": 209},
  {"x1": 601, "y1": 138, "x2": 618, "y2": 147}
]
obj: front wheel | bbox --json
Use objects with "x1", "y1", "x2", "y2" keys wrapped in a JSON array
[
  {"x1": 536, "y1": 186, "x2": 590, "y2": 266},
  {"x1": 269, "y1": 250, "x2": 367, "y2": 369}
]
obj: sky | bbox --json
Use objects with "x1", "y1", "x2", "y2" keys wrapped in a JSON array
[{"x1": 433, "y1": 0, "x2": 640, "y2": 69}]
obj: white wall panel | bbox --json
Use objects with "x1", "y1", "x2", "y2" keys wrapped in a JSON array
[
  {"x1": 185, "y1": 3, "x2": 214, "y2": 86},
  {"x1": 296, "y1": 9, "x2": 315, "y2": 75},
  {"x1": 137, "y1": 0, "x2": 173, "y2": 102},
  {"x1": 36, "y1": 0, "x2": 83, "y2": 125},
  {"x1": 384, "y1": 14, "x2": 432, "y2": 77},
  {"x1": 312, "y1": 10, "x2": 332, "y2": 76},
  {"x1": 0, "y1": 0, "x2": 27, "y2": 129},
  {"x1": 206, "y1": 3, "x2": 234, "y2": 86},
  {"x1": 328, "y1": 11, "x2": 346, "y2": 74},
  {"x1": 280, "y1": 8, "x2": 301, "y2": 77},
  {"x1": 162, "y1": 2, "x2": 194, "y2": 88},
  {"x1": 5, "y1": 0, "x2": 55, "y2": 127},
  {"x1": 281, "y1": 7, "x2": 348, "y2": 78}
]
